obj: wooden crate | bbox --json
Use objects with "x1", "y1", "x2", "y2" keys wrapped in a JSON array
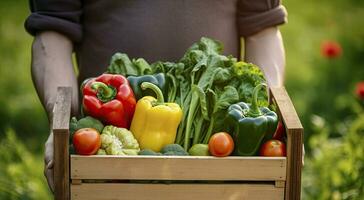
[{"x1": 53, "y1": 86, "x2": 303, "y2": 200}]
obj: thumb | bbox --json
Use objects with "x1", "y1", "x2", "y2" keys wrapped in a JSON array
[
  {"x1": 45, "y1": 168, "x2": 55, "y2": 193},
  {"x1": 47, "y1": 159, "x2": 54, "y2": 169}
]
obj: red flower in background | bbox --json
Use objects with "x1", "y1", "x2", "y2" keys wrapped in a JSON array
[
  {"x1": 356, "y1": 82, "x2": 364, "y2": 100},
  {"x1": 321, "y1": 41, "x2": 342, "y2": 59}
]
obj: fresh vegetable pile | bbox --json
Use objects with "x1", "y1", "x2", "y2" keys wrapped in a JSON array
[{"x1": 70, "y1": 37, "x2": 286, "y2": 157}]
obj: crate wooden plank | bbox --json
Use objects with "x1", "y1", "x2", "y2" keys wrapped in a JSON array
[
  {"x1": 71, "y1": 183, "x2": 284, "y2": 200},
  {"x1": 271, "y1": 87, "x2": 303, "y2": 200},
  {"x1": 71, "y1": 155, "x2": 286, "y2": 181},
  {"x1": 270, "y1": 87, "x2": 303, "y2": 130},
  {"x1": 53, "y1": 87, "x2": 72, "y2": 200}
]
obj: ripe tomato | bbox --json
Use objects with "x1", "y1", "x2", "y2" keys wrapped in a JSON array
[
  {"x1": 208, "y1": 132, "x2": 234, "y2": 157},
  {"x1": 73, "y1": 128, "x2": 101, "y2": 155},
  {"x1": 260, "y1": 140, "x2": 286, "y2": 157}
]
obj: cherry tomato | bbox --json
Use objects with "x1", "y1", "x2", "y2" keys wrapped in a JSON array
[
  {"x1": 208, "y1": 132, "x2": 234, "y2": 157},
  {"x1": 73, "y1": 128, "x2": 101, "y2": 155},
  {"x1": 260, "y1": 139, "x2": 286, "y2": 157}
]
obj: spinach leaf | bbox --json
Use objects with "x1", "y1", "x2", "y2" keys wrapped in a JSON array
[
  {"x1": 202, "y1": 86, "x2": 239, "y2": 143},
  {"x1": 107, "y1": 53, "x2": 137, "y2": 76},
  {"x1": 107, "y1": 53, "x2": 152, "y2": 76},
  {"x1": 132, "y1": 58, "x2": 152, "y2": 75},
  {"x1": 192, "y1": 85, "x2": 209, "y2": 120}
]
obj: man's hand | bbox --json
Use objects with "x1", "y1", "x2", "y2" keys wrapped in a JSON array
[
  {"x1": 44, "y1": 132, "x2": 54, "y2": 192},
  {"x1": 31, "y1": 31, "x2": 79, "y2": 192}
]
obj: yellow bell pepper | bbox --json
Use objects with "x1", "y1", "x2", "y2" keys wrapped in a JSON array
[{"x1": 130, "y1": 82, "x2": 182, "y2": 152}]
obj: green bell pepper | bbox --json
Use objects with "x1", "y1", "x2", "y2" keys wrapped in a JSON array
[
  {"x1": 127, "y1": 73, "x2": 166, "y2": 100},
  {"x1": 226, "y1": 83, "x2": 278, "y2": 156}
]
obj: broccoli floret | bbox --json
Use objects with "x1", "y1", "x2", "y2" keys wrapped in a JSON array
[
  {"x1": 137, "y1": 144, "x2": 189, "y2": 156},
  {"x1": 69, "y1": 117, "x2": 78, "y2": 135},
  {"x1": 160, "y1": 144, "x2": 189, "y2": 156},
  {"x1": 138, "y1": 149, "x2": 162, "y2": 156}
]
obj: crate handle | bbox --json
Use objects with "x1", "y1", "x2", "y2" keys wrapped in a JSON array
[{"x1": 52, "y1": 87, "x2": 72, "y2": 200}]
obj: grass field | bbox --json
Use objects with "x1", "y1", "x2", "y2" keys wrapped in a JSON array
[{"x1": 0, "y1": 0, "x2": 363, "y2": 199}]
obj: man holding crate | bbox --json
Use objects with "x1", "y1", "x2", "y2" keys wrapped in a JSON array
[{"x1": 25, "y1": 0, "x2": 287, "y2": 192}]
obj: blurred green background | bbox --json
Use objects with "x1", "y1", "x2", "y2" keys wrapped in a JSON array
[{"x1": 0, "y1": 0, "x2": 364, "y2": 199}]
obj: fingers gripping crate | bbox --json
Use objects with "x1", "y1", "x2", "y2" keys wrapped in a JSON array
[{"x1": 53, "y1": 87, "x2": 303, "y2": 200}]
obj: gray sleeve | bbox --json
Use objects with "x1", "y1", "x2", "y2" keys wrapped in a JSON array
[
  {"x1": 237, "y1": 0, "x2": 287, "y2": 37},
  {"x1": 24, "y1": 0, "x2": 82, "y2": 42}
]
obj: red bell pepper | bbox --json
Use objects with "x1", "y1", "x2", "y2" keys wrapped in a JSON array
[{"x1": 82, "y1": 74, "x2": 136, "y2": 128}]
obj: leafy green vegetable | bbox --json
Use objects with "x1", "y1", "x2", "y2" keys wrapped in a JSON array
[
  {"x1": 106, "y1": 37, "x2": 268, "y2": 150},
  {"x1": 107, "y1": 53, "x2": 152, "y2": 76},
  {"x1": 202, "y1": 86, "x2": 239, "y2": 144},
  {"x1": 174, "y1": 38, "x2": 266, "y2": 150}
]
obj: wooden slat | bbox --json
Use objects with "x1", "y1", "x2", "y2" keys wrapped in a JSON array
[
  {"x1": 71, "y1": 155, "x2": 286, "y2": 181},
  {"x1": 270, "y1": 87, "x2": 303, "y2": 130},
  {"x1": 287, "y1": 128, "x2": 303, "y2": 200},
  {"x1": 53, "y1": 87, "x2": 72, "y2": 200},
  {"x1": 71, "y1": 183, "x2": 284, "y2": 200},
  {"x1": 271, "y1": 87, "x2": 303, "y2": 200}
]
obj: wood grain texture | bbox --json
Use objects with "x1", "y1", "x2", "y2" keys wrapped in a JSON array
[
  {"x1": 271, "y1": 87, "x2": 303, "y2": 200},
  {"x1": 270, "y1": 87, "x2": 303, "y2": 130},
  {"x1": 275, "y1": 181, "x2": 286, "y2": 188},
  {"x1": 71, "y1": 183, "x2": 284, "y2": 200},
  {"x1": 71, "y1": 155, "x2": 286, "y2": 181},
  {"x1": 53, "y1": 87, "x2": 72, "y2": 200}
]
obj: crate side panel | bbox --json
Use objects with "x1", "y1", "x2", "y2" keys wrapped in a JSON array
[
  {"x1": 71, "y1": 156, "x2": 286, "y2": 181},
  {"x1": 71, "y1": 183, "x2": 284, "y2": 200}
]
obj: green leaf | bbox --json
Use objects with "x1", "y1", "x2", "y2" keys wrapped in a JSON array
[
  {"x1": 198, "y1": 37, "x2": 223, "y2": 55},
  {"x1": 132, "y1": 58, "x2": 152, "y2": 75},
  {"x1": 214, "y1": 86, "x2": 239, "y2": 113},
  {"x1": 214, "y1": 67, "x2": 233, "y2": 84},
  {"x1": 192, "y1": 85, "x2": 209, "y2": 120},
  {"x1": 106, "y1": 53, "x2": 138, "y2": 76},
  {"x1": 166, "y1": 73, "x2": 178, "y2": 102}
]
